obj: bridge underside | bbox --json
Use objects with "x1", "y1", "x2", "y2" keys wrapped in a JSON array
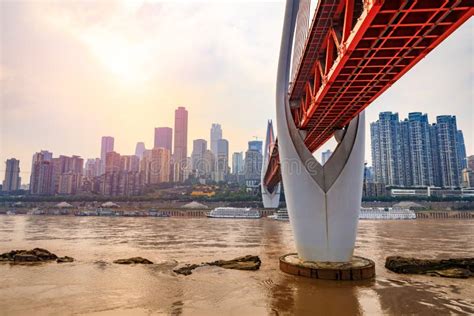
[{"x1": 265, "y1": 0, "x2": 473, "y2": 191}]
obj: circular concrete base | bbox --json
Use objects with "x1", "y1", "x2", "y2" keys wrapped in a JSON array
[{"x1": 279, "y1": 253, "x2": 375, "y2": 280}]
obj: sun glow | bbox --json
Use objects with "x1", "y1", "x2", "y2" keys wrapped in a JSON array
[{"x1": 81, "y1": 32, "x2": 154, "y2": 86}]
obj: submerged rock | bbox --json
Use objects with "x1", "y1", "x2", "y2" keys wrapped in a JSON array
[
  {"x1": 208, "y1": 255, "x2": 261, "y2": 271},
  {"x1": 173, "y1": 264, "x2": 201, "y2": 276},
  {"x1": 174, "y1": 255, "x2": 261, "y2": 276},
  {"x1": 385, "y1": 256, "x2": 473, "y2": 278},
  {"x1": 0, "y1": 248, "x2": 59, "y2": 263},
  {"x1": 113, "y1": 257, "x2": 154, "y2": 265},
  {"x1": 57, "y1": 256, "x2": 75, "y2": 263}
]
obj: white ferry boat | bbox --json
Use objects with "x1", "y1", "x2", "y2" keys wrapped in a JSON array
[
  {"x1": 270, "y1": 209, "x2": 290, "y2": 221},
  {"x1": 207, "y1": 207, "x2": 261, "y2": 219},
  {"x1": 359, "y1": 207, "x2": 416, "y2": 220}
]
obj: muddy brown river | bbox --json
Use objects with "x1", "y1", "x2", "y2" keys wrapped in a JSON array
[{"x1": 0, "y1": 216, "x2": 473, "y2": 315}]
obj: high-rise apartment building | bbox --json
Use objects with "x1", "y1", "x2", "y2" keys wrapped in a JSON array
[
  {"x1": 370, "y1": 112, "x2": 404, "y2": 186},
  {"x1": 100, "y1": 136, "x2": 114, "y2": 175},
  {"x1": 232, "y1": 152, "x2": 244, "y2": 175},
  {"x1": 120, "y1": 155, "x2": 140, "y2": 172},
  {"x1": 436, "y1": 115, "x2": 461, "y2": 188},
  {"x1": 210, "y1": 123, "x2": 222, "y2": 157},
  {"x1": 468, "y1": 155, "x2": 474, "y2": 170},
  {"x1": 173, "y1": 107, "x2": 188, "y2": 182},
  {"x1": 84, "y1": 158, "x2": 101, "y2": 178},
  {"x1": 140, "y1": 148, "x2": 171, "y2": 184},
  {"x1": 370, "y1": 112, "x2": 466, "y2": 189},
  {"x1": 154, "y1": 127, "x2": 172, "y2": 152},
  {"x1": 191, "y1": 139, "x2": 208, "y2": 177},
  {"x1": 214, "y1": 139, "x2": 229, "y2": 182},
  {"x1": 105, "y1": 151, "x2": 121, "y2": 173},
  {"x1": 407, "y1": 112, "x2": 434, "y2": 186},
  {"x1": 456, "y1": 130, "x2": 467, "y2": 170},
  {"x1": 2, "y1": 158, "x2": 21, "y2": 192},
  {"x1": 29, "y1": 151, "x2": 53, "y2": 195},
  {"x1": 244, "y1": 142, "x2": 263, "y2": 182}
]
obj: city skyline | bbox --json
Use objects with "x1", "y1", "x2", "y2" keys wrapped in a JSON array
[{"x1": 1, "y1": 1, "x2": 473, "y2": 181}]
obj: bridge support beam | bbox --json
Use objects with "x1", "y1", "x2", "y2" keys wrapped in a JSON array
[
  {"x1": 262, "y1": 184, "x2": 281, "y2": 209},
  {"x1": 276, "y1": 0, "x2": 365, "y2": 262}
]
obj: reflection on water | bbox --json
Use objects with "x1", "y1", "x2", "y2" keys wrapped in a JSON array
[{"x1": 0, "y1": 216, "x2": 473, "y2": 315}]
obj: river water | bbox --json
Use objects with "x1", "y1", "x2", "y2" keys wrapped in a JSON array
[{"x1": 0, "y1": 216, "x2": 472, "y2": 315}]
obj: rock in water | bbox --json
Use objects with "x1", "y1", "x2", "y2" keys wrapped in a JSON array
[
  {"x1": 174, "y1": 255, "x2": 262, "y2": 276},
  {"x1": 113, "y1": 257, "x2": 154, "y2": 264},
  {"x1": 385, "y1": 256, "x2": 473, "y2": 278},
  {"x1": 0, "y1": 248, "x2": 59, "y2": 263},
  {"x1": 208, "y1": 255, "x2": 261, "y2": 271},
  {"x1": 57, "y1": 256, "x2": 74, "y2": 263},
  {"x1": 173, "y1": 264, "x2": 201, "y2": 276}
]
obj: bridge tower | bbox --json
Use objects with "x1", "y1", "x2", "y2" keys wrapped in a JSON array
[
  {"x1": 261, "y1": 120, "x2": 281, "y2": 208},
  {"x1": 276, "y1": 0, "x2": 365, "y2": 262}
]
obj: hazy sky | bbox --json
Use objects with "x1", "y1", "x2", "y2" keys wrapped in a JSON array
[{"x1": 1, "y1": 1, "x2": 473, "y2": 182}]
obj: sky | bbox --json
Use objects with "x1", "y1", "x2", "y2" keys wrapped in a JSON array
[{"x1": 1, "y1": 0, "x2": 473, "y2": 183}]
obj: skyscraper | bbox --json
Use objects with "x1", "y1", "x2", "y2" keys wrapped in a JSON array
[
  {"x1": 135, "y1": 142, "x2": 146, "y2": 159},
  {"x1": 407, "y1": 112, "x2": 433, "y2": 186},
  {"x1": 173, "y1": 107, "x2": 188, "y2": 182},
  {"x1": 456, "y1": 130, "x2": 467, "y2": 170},
  {"x1": 232, "y1": 152, "x2": 244, "y2": 175},
  {"x1": 140, "y1": 148, "x2": 171, "y2": 184},
  {"x1": 215, "y1": 139, "x2": 229, "y2": 182},
  {"x1": 244, "y1": 142, "x2": 263, "y2": 182},
  {"x1": 436, "y1": 115, "x2": 461, "y2": 188},
  {"x1": 120, "y1": 155, "x2": 140, "y2": 172},
  {"x1": 100, "y1": 136, "x2": 114, "y2": 175},
  {"x1": 370, "y1": 112, "x2": 404, "y2": 186},
  {"x1": 191, "y1": 139, "x2": 207, "y2": 177},
  {"x1": 2, "y1": 158, "x2": 21, "y2": 192},
  {"x1": 154, "y1": 127, "x2": 172, "y2": 152},
  {"x1": 248, "y1": 141, "x2": 263, "y2": 154},
  {"x1": 210, "y1": 123, "x2": 222, "y2": 157},
  {"x1": 105, "y1": 151, "x2": 122, "y2": 173}
]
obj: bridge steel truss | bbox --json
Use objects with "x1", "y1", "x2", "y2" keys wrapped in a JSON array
[{"x1": 265, "y1": 0, "x2": 474, "y2": 192}]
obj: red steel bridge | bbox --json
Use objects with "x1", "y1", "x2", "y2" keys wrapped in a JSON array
[{"x1": 263, "y1": 0, "x2": 473, "y2": 191}]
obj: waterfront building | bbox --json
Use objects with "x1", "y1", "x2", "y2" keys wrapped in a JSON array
[
  {"x1": 135, "y1": 142, "x2": 146, "y2": 159},
  {"x1": 99, "y1": 171, "x2": 145, "y2": 196},
  {"x1": 100, "y1": 136, "x2": 114, "y2": 175},
  {"x1": 321, "y1": 149, "x2": 332, "y2": 165},
  {"x1": 210, "y1": 123, "x2": 222, "y2": 158},
  {"x1": 57, "y1": 172, "x2": 82, "y2": 195},
  {"x1": 173, "y1": 107, "x2": 188, "y2": 182},
  {"x1": 2, "y1": 158, "x2": 21, "y2": 192},
  {"x1": 154, "y1": 127, "x2": 172, "y2": 152},
  {"x1": 191, "y1": 139, "x2": 207, "y2": 177}
]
